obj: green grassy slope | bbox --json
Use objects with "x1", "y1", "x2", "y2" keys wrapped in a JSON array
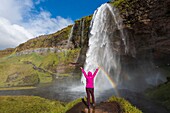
[
  {"x1": 0, "y1": 49, "x2": 80, "y2": 87},
  {"x1": 16, "y1": 25, "x2": 73, "y2": 52}
]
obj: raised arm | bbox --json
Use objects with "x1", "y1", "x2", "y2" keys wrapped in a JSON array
[
  {"x1": 93, "y1": 67, "x2": 99, "y2": 78},
  {"x1": 80, "y1": 67, "x2": 88, "y2": 78}
]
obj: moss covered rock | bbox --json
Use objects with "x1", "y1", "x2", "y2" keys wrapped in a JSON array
[{"x1": 108, "y1": 96, "x2": 142, "y2": 113}]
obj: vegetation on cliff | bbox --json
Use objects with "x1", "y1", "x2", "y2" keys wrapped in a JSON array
[
  {"x1": 0, "y1": 48, "x2": 15, "y2": 58},
  {"x1": 110, "y1": 0, "x2": 154, "y2": 26},
  {"x1": 108, "y1": 96, "x2": 142, "y2": 113},
  {"x1": 146, "y1": 78, "x2": 170, "y2": 110},
  {"x1": 16, "y1": 25, "x2": 73, "y2": 52},
  {"x1": 72, "y1": 15, "x2": 92, "y2": 48}
]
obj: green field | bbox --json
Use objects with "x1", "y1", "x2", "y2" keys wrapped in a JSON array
[{"x1": 0, "y1": 49, "x2": 80, "y2": 87}]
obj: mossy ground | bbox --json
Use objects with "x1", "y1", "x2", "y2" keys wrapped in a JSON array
[
  {"x1": 108, "y1": 96, "x2": 142, "y2": 113},
  {"x1": 0, "y1": 95, "x2": 142, "y2": 113},
  {"x1": 145, "y1": 65, "x2": 170, "y2": 110},
  {"x1": 0, "y1": 96, "x2": 81, "y2": 113},
  {"x1": 146, "y1": 82, "x2": 170, "y2": 110}
]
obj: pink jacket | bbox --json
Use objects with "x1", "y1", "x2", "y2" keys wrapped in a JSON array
[{"x1": 81, "y1": 68, "x2": 99, "y2": 88}]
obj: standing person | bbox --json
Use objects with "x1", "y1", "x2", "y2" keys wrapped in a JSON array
[{"x1": 80, "y1": 67, "x2": 99, "y2": 109}]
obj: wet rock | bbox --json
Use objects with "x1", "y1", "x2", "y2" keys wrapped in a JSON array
[
  {"x1": 114, "y1": 0, "x2": 170, "y2": 66},
  {"x1": 66, "y1": 101, "x2": 122, "y2": 113}
]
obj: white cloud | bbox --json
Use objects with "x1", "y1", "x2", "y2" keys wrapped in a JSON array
[
  {"x1": 0, "y1": 17, "x2": 34, "y2": 49},
  {"x1": 35, "y1": 0, "x2": 46, "y2": 5},
  {"x1": 0, "y1": 0, "x2": 73, "y2": 50},
  {"x1": 24, "y1": 11, "x2": 73, "y2": 37},
  {"x1": 0, "y1": 0, "x2": 33, "y2": 24}
]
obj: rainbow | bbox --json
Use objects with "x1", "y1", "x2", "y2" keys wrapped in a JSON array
[{"x1": 95, "y1": 63, "x2": 120, "y2": 96}]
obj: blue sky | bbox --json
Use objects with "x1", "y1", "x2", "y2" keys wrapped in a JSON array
[
  {"x1": 0, "y1": 0, "x2": 108, "y2": 50},
  {"x1": 34, "y1": 0, "x2": 109, "y2": 20}
]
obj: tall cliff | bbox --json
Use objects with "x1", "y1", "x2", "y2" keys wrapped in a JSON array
[
  {"x1": 108, "y1": 0, "x2": 170, "y2": 110},
  {"x1": 113, "y1": 0, "x2": 170, "y2": 87},
  {"x1": 110, "y1": 0, "x2": 170, "y2": 64}
]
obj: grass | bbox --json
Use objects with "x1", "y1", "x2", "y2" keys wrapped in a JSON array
[
  {"x1": 0, "y1": 49, "x2": 80, "y2": 87},
  {"x1": 0, "y1": 61, "x2": 46, "y2": 87},
  {"x1": 108, "y1": 96, "x2": 142, "y2": 113},
  {"x1": 0, "y1": 87, "x2": 36, "y2": 91},
  {"x1": 110, "y1": 0, "x2": 126, "y2": 7},
  {"x1": 0, "y1": 95, "x2": 142, "y2": 113},
  {"x1": 0, "y1": 96, "x2": 81, "y2": 113},
  {"x1": 62, "y1": 98, "x2": 82, "y2": 112},
  {"x1": 146, "y1": 82, "x2": 170, "y2": 110},
  {"x1": 34, "y1": 49, "x2": 80, "y2": 73},
  {"x1": 145, "y1": 65, "x2": 170, "y2": 110}
]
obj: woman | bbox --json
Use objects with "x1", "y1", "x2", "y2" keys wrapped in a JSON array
[{"x1": 80, "y1": 67, "x2": 99, "y2": 109}]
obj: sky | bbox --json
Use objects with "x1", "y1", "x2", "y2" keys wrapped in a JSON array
[{"x1": 0, "y1": 0, "x2": 108, "y2": 50}]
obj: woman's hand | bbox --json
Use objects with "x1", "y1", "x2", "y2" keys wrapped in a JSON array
[{"x1": 80, "y1": 67, "x2": 83, "y2": 70}]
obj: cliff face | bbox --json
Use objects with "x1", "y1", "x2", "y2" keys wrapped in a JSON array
[
  {"x1": 112, "y1": 0, "x2": 170, "y2": 65},
  {"x1": 109, "y1": 0, "x2": 170, "y2": 109},
  {"x1": 108, "y1": 0, "x2": 170, "y2": 76},
  {"x1": 148, "y1": 0, "x2": 170, "y2": 65}
]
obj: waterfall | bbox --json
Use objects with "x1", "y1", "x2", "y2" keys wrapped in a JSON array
[
  {"x1": 66, "y1": 24, "x2": 75, "y2": 48},
  {"x1": 81, "y1": 18, "x2": 85, "y2": 47},
  {"x1": 81, "y1": 19, "x2": 85, "y2": 39},
  {"x1": 106, "y1": 4, "x2": 129, "y2": 53},
  {"x1": 81, "y1": 3, "x2": 124, "y2": 91},
  {"x1": 80, "y1": 3, "x2": 166, "y2": 92}
]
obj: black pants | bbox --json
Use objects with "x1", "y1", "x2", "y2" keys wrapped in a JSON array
[{"x1": 86, "y1": 88, "x2": 95, "y2": 106}]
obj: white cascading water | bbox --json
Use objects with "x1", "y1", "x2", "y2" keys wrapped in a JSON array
[
  {"x1": 66, "y1": 24, "x2": 75, "y2": 48},
  {"x1": 81, "y1": 3, "x2": 126, "y2": 92},
  {"x1": 71, "y1": 3, "x2": 166, "y2": 96},
  {"x1": 81, "y1": 18, "x2": 85, "y2": 47},
  {"x1": 106, "y1": 4, "x2": 129, "y2": 53}
]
